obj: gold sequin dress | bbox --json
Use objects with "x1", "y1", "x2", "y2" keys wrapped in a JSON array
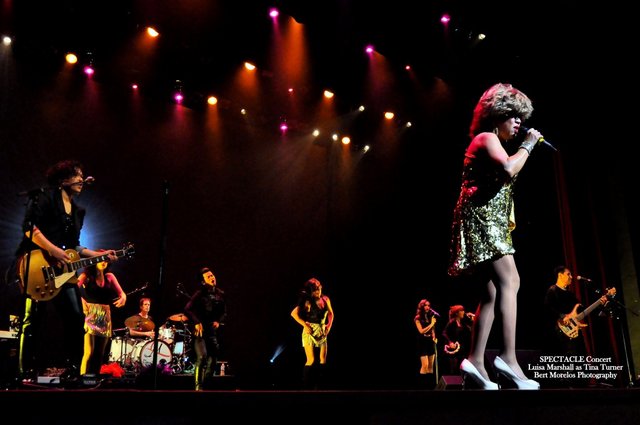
[{"x1": 448, "y1": 153, "x2": 517, "y2": 276}]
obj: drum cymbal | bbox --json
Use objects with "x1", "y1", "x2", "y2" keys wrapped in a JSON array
[
  {"x1": 168, "y1": 313, "x2": 189, "y2": 322},
  {"x1": 125, "y1": 315, "x2": 155, "y2": 332}
]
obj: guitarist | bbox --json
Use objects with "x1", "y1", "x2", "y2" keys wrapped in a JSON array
[
  {"x1": 14, "y1": 160, "x2": 119, "y2": 382},
  {"x1": 543, "y1": 265, "x2": 608, "y2": 387}
]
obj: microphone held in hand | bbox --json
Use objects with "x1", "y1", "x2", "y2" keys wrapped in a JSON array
[
  {"x1": 518, "y1": 126, "x2": 557, "y2": 152},
  {"x1": 65, "y1": 176, "x2": 95, "y2": 187},
  {"x1": 576, "y1": 275, "x2": 593, "y2": 282},
  {"x1": 429, "y1": 308, "x2": 440, "y2": 318}
]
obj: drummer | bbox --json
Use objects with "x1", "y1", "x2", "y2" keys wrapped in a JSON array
[{"x1": 126, "y1": 297, "x2": 155, "y2": 339}]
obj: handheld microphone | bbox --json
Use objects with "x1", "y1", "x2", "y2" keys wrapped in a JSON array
[
  {"x1": 429, "y1": 308, "x2": 440, "y2": 318},
  {"x1": 518, "y1": 126, "x2": 557, "y2": 152},
  {"x1": 66, "y1": 176, "x2": 95, "y2": 187},
  {"x1": 576, "y1": 275, "x2": 593, "y2": 282}
]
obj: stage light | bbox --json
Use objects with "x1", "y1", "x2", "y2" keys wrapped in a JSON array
[
  {"x1": 331, "y1": 133, "x2": 339, "y2": 141},
  {"x1": 323, "y1": 90, "x2": 334, "y2": 99},
  {"x1": 341, "y1": 136, "x2": 351, "y2": 145},
  {"x1": 365, "y1": 45, "x2": 374, "y2": 54},
  {"x1": 146, "y1": 27, "x2": 159, "y2": 38},
  {"x1": 312, "y1": 129, "x2": 320, "y2": 137},
  {"x1": 384, "y1": 111, "x2": 395, "y2": 120},
  {"x1": 131, "y1": 83, "x2": 139, "y2": 90},
  {"x1": 2, "y1": 36, "x2": 12, "y2": 46},
  {"x1": 269, "y1": 8, "x2": 279, "y2": 18},
  {"x1": 244, "y1": 62, "x2": 256, "y2": 71},
  {"x1": 440, "y1": 14, "x2": 450, "y2": 24},
  {"x1": 207, "y1": 96, "x2": 218, "y2": 105},
  {"x1": 270, "y1": 345, "x2": 285, "y2": 363},
  {"x1": 358, "y1": 105, "x2": 365, "y2": 112},
  {"x1": 173, "y1": 80, "x2": 183, "y2": 103},
  {"x1": 65, "y1": 53, "x2": 78, "y2": 64},
  {"x1": 83, "y1": 66, "x2": 94, "y2": 76},
  {"x1": 405, "y1": 65, "x2": 411, "y2": 70}
]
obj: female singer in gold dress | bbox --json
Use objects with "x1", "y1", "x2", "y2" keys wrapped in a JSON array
[{"x1": 448, "y1": 83, "x2": 542, "y2": 390}]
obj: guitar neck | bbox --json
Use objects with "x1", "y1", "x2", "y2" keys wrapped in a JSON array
[
  {"x1": 576, "y1": 299, "x2": 604, "y2": 322},
  {"x1": 70, "y1": 249, "x2": 124, "y2": 272}
]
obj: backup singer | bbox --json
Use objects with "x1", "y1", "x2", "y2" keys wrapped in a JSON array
[
  {"x1": 291, "y1": 278, "x2": 334, "y2": 389},
  {"x1": 442, "y1": 305, "x2": 473, "y2": 375},
  {"x1": 414, "y1": 299, "x2": 438, "y2": 388},
  {"x1": 78, "y1": 261, "x2": 127, "y2": 375},
  {"x1": 184, "y1": 267, "x2": 226, "y2": 391}
]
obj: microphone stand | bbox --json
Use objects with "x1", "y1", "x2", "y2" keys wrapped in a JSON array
[
  {"x1": 600, "y1": 296, "x2": 638, "y2": 388},
  {"x1": 15, "y1": 186, "x2": 48, "y2": 383}
]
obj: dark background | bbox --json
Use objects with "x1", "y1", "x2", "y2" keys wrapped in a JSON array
[{"x1": 0, "y1": 1, "x2": 634, "y2": 388}]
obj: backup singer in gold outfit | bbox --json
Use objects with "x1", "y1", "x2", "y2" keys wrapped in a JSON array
[{"x1": 448, "y1": 83, "x2": 542, "y2": 390}]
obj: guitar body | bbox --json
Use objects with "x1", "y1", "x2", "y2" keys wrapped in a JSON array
[
  {"x1": 556, "y1": 287, "x2": 616, "y2": 339},
  {"x1": 18, "y1": 248, "x2": 80, "y2": 301},
  {"x1": 18, "y1": 243, "x2": 135, "y2": 301},
  {"x1": 556, "y1": 304, "x2": 587, "y2": 339}
]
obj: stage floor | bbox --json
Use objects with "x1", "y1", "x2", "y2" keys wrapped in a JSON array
[{"x1": 2, "y1": 385, "x2": 639, "y2": 425}]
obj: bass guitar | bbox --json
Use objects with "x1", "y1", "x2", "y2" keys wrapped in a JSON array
[
  {"x1": 18, "y1": 243, "x2": 135, "y2": 301},
  {"x1": 557, "y1": 287, "x2": 616, "y2": 339}
]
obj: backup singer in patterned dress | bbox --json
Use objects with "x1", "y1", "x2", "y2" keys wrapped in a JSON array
[
  {"x1": 78, "y1": 261, "x2": 127, "y2": 375},
  {"x1": 291, "y1": 278, "x2": 334, "y2": 389},
  {"x1": 448, "y1": 83, "x2": 542, "y2": 390}
]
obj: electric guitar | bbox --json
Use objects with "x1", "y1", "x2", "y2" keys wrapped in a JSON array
[
  {"x1": 557, "y1": 287, "x2": 616, "y2": 339},
  {"x1": 18, "y1": 243, "x2": 135, "y2": 301}
]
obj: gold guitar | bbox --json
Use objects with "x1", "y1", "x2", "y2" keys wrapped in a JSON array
[
  {"x1": 557, "y1": 287, "x2": 616, "y2": 339},
  {"x1": 18, "y1": 243, "x2": 135, "y2": 301}
]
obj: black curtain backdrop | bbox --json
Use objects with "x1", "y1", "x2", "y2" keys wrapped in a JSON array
[{"x1": 0, "y1": 1, "x2": 633, "y2": 389}]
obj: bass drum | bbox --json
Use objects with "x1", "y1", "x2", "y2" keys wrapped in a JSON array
[
  {"x1": 133, "y1": 340, "x2": 172, "y2": 368},
  {"x1": 108, "y1": 337, "x2": 135, "y2": 363}
]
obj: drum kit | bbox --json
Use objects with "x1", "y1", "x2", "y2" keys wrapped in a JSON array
[{"x1": 109, "y1": 313, "x2": 194, "y2": 375}]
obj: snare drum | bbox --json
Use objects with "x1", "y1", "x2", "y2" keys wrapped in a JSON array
[
  {"x1": 133, "y1": 340, "x2": 172, "y2": 368},
  {"x1": 108, "y1": 337, "x2": 135, "y2": 363},
  {"x1": 158, "y1": 325, "x2": 175, "y2": 345}
]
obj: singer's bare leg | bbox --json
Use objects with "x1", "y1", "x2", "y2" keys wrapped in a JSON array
[
  {"x1": 419, "y1": 353, "x2": 435, "y2": 374},
  {"x1": 319, "y1": 343, "x2": 328, "y2": 365}
]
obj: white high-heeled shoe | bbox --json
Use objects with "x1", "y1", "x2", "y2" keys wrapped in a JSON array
[
  {"x1": 493, "y1": 356, "x2": 540, "y2": 390},
  {"x1": 460, "y1": 359, "x2": 499, "y2": 390}
]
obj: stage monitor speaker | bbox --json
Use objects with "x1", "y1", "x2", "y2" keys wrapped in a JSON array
[{"x1": 436, "y1": 375, "x2": 463, "y2": 390}]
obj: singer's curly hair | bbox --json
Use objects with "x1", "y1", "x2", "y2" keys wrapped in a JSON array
[
  {"x1": 46, "y1": 159, "x2": 84, "y2": 186},
  {"x1": 469, "y1": 83, "x2": 533, "y2": 139}
]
